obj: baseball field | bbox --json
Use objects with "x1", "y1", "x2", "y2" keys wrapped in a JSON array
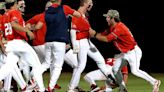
[{"x1": 43, "y1": 72, "x2": 164, "y2": 92}]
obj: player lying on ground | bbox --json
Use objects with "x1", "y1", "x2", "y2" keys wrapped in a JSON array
[{"x1": 84, "y1": 58, "x2": 128, "y2": 92}]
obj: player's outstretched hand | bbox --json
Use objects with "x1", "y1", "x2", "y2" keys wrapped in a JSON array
[{"x1": 89, "y1": 28, "x2": 96, "y2": 37}]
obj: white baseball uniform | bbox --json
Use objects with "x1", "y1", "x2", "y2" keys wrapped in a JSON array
[
  {"x1": 68, "y1": 13, "x2": 111, "y2": 90},
  {"x1": 84, "y1": 64, "x2": 112, "y2": 85},
  {"x1": 97, "y1": 21, "x2": 160, "y2": 91},
  {"x1": 42, "y1": 3, "x2": 79, "y2": 90},
  {"x1": 1, "y1": 9, "x2": 45, "y2": 91}
]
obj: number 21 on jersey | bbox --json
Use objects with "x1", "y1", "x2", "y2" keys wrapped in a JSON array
[{"x1": 4, "y1": 23, "x2": 13, "y2": 36}]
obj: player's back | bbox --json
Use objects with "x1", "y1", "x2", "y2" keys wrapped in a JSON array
[
  {"x1": 26, "y1": 13, "x2": 46, "y2": 46},
  {"x1": 32, "y1": 13, "x2": 46, "y2": 46}
]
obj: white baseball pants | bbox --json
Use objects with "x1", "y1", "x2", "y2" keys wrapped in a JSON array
[
  {"x1": 113, "y1": 45, "x2": 157, "y2": 86},
  {"x1": 68, "y1": 39, "x2": 111, "y2": 89},
  {"x1": 84, "y1": 65, "x2": 112, "y2": 85},
  {"x1": 41, "y1": 41, "x2": 66, "y2": 90},
  {"x1": 3, "y1": 39, "x2": 45, "y2": 91}
]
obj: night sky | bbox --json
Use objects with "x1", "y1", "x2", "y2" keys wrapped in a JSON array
[{"x1": 19, "y1": 0, "x2": 164, "y2": 72}]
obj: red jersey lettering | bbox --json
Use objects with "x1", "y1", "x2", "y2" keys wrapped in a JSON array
[{"x1": 2, "y1": 9, "x2": 27, "y2": 41}]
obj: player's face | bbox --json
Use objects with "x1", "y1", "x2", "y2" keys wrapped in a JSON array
[
  {"x1": 106, "y1": 16, "x2": 113, "y2": 26},
  {"x1": 17, "y1": 0, "x2": 26, "y2": 13},
  {"x1": 45, "y1": 1, "x2": 52, "y2": 10},
  {"x1": 86, "y1": 0, "x2": 93, "y2": 11},
  {"x1": 58, "y1": 0, "x2": 62, "y2": 5}
]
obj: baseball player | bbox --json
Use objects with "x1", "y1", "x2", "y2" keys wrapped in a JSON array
[
  {"x1": 67, "y1": 0, "x2": 116, "y2": 92},
  {"x1": 1, "y1": 1, "x2": 42, "y2": 91},
  {"x1": 0, "y1": 2, "x2": 6, "y2": 55},
  {"x1": 26, "y1": 1, "x2": 50, "y2": 64},
  {"x1": 41, "y1": 0, "x2": 81, "y2": 91},
  {"x1": 20, "y1": 0, "x2": 45, "y2": 85},
  {"x1": 26, "y1": 1, "x2": 61, "y2": 90},
  {"x1": 0, "y1": 3, "x2": 6, "y2": 91},
  {"x1": 84, "y1": 58, "x2": 128, "y2": 92},
  {"x1": 16, "y1": 0, "x2": 30, "y2": 84},
  {"x1": 89, "y1": 9, "x2": 161, "y2": 92},
  {"x1": 0, "y1": 2, "x2": 16, "y2": 92},
  {"x1": 0, "y1": 0, "x2": 46, "y2": 91}
]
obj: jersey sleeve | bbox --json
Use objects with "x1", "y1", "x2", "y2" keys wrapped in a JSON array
[
  {"x1": 39, "y1": 14, "x2": 45, "y2": 23},
  {"x1": 101, "y1": 29, "x2": 109, "y2": 35},
  {"x1": 63, "y1": 5, "x2": 75, "y2": 16},
  {"x1": 26, "y1": 15, "x2": 38, "y2": 24},
  {"x1": 106, "y1": 28, "x2": 122, "y2": 42}
]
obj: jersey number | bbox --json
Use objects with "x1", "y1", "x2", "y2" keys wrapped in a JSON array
[{"x1": 4, "y1": 23, "x2": 13, "y2": 36}]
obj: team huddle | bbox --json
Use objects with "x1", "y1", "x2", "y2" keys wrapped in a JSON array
[{"x1": 0, "y1": 0, "x2": 161, "y2": 92}]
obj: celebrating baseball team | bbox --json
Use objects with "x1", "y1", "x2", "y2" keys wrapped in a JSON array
[{"x1": 0, "y1": 0, "x2": 161, "y2": 92}]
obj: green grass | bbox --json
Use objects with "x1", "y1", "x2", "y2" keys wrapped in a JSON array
[{"x1": 43, "y1": 72, "x2": 164, "y2": 92}]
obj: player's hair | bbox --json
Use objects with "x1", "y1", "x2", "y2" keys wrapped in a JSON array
[
  {"x1": 51, "y1": 0, "x2": 58, "y2": 3},
  {"x1": 5, "y1": 2, "x2": 15, "y2": 9},
  {"x1": 80, "y1": 0, "x2": 88, "y2": 6},
  {"x1": 17, "y1": 0, "x2": 23, "y2": 2},
  {"x1": 113, "y1": 17, "x2": 121, "y2": 22},
  {"x1": 0, "y1": 9, "x2": 5, "y2": 15}
]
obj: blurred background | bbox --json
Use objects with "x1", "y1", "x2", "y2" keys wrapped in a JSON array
[{"x1": 8, "y1": 0, "x2": 164, "y2": 73}]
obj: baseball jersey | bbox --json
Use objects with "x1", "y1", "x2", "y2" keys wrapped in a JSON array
[
  {"x1": 102, "y1": 22, "x2": 137, "y2": 53},
  {"x1": 2, "y1": 9, "x2": 27, "y2": 41},
  {"x1": 72, "y1": 14, "x2": 90, "y2": 40},
  {"x1": 26, "y1": 13, "x2": 46, "y2": 46}
]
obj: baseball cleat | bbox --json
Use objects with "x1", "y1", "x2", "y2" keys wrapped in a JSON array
[{"x1": 153, "y1": 80, "x2": 161, "y2": 92}]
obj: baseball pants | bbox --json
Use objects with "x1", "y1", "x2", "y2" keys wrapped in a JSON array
[
  {"x1": 4, "y1": 39, "x2": 45, "y2": 91},
  {"x1": 113, "y1": 45, "x2": 157, "y2": 88},
  {"x1": 41, "y1": 41, "x2": 66, "y2": 90}
]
